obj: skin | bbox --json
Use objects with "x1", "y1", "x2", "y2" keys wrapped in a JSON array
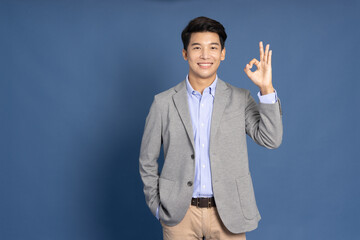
[
  {"x1": 182, "y1": 32, "x2": 274, "y2": 95},
  {"x1": 182, "y1": 32, "x2": 225, "y2": 94},
  {"x1": 243, "y1": 41, "x2": 274, "y2": 95}
]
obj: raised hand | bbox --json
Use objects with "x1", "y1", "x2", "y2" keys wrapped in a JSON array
[{"x1": 244, "y1": 41, "x2": 274, "y2": 95}]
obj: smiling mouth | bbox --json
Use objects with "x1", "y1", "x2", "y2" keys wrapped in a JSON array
[{"x1": 198, "y1": 63, "x2": 213, "y2": 68}]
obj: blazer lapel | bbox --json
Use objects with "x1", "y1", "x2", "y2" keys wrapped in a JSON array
[
  {"x1": 172, "y1": 80, "x2": 195, "y2": 151},
  {"x1": 210, "y1": 78, "x2": 230, "y2": 150},
  {"x1": 172, "y1": 78, "x2": 230, "y2": 153}
]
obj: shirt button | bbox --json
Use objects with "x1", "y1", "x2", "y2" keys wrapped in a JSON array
[
  {"x1": 187, "y1": 181, "x2": 193, "y2": 186},
  {"x1": 202, "y1": 185, "x2": 206, "y2": 189},
  {"x1": 202, "y1": 164, "x2": 205, "y2": 168},
  {"x1": 201, "y1": 123, "x2": 204, "y2": 127},
  {"x1": 201, "y1": 103, "x2": 204, "y2": 107},
  {"x1": 202, "y1": 144, "x2": 205, "y2": 148}
]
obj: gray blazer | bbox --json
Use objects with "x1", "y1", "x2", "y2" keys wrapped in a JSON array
[{"x1": 139, "y1": 78, "x2": 283, "y2": 234}]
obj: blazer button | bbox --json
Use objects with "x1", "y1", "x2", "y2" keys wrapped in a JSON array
[
  {"x1": 187, "y1": 181, "x2": 193, "y2": 186},
  {"x1": 191, "y1": 154, "x2": 195, "y2": 159}
]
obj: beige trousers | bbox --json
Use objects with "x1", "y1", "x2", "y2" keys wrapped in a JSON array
[{"x1": 160, "y1": 204, "x2": 246, "y2": 240}]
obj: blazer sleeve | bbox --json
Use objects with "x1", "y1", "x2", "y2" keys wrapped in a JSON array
[
  {"x1": 245, "y1": 90, "x2": 283, "y2": 149},
  {"x1": 139, "y1": 96, "x2": 162, "y2": 217}
]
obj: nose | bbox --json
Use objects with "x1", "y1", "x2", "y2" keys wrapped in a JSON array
[{"x1": 200, "y1": 48, "x2": 209, "y2": 59}]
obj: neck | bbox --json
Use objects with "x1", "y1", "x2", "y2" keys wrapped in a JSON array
[{"x1": 188, "y1": 74, "x2": 216, "y2": 94}]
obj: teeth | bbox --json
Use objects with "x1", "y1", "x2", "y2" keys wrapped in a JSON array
[{"x1": 199, "y1": 63, "x2": 212, "y2": 66}]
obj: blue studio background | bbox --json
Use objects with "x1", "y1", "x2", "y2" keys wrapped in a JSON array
[{"x1": 1, "y1": 0, "x2": 360, "y2": 239}]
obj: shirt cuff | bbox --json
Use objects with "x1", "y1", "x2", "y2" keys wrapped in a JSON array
[
  {"x1": 257, "y1": 89, "x2": 278, "y2": 104},
  {"x1": 156, "y1": 204, "x2": 160, "y2": 220}
]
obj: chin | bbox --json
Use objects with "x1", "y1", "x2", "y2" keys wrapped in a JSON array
[
  {"x1": 189, "y1": 68, "x2": 217, "y2": 80},
  {"x1": 199, "y1": 73, "x2": 216, "y2": 80}
]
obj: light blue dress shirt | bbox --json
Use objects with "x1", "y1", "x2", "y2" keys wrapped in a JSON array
[
  {"x1": 156, "y1": 75, "x2": 278, "y2": 220},
  {"x1": 186, "y1": 75, "x2": 217, "y2": 198}
]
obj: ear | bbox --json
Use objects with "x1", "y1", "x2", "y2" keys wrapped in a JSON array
[
  {"x1": 221, "y1": 47, "x2": 226, "y2": 61},
  {"x1": 182, "y1": 49, "x2": 188, "y2": 61}
]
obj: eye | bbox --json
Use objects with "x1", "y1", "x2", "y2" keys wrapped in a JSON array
[
  {"x1": 193, "y1": 47, "x2": 200, "y2": 50},
  {"x1": 211, "y1": 47, "x2": 218, "y2": 50}
]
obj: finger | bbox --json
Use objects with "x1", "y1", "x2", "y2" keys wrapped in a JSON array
[
  {"x1": 264, "y1": 44, "x2": 269, "y2": 63},
  {"x1": 244, "y1": 64, "x2": 254, "y2": 78},
  {"x1": 249, "y1": 58, "x2": 259, "y2": 65},
  {"x1": 244, "y1": 63, "x2": 252, "y2": 75},
  {"x1": 268, "y1": 50, "x2": 272, "y2": 65},
  {"x1": 259, "y1": 41, "x2": 264, "y2": 61},
  {"x1": 249, "y1": 58, "x2": 260, "y2": 69}
]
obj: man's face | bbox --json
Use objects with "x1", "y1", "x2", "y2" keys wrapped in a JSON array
[{"x1": 182, "y1": 32, "x2": 225, "y2": 82}]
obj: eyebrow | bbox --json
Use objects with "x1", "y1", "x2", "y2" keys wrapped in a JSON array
[{"x1": 190, "y1": 42, "x2": 220, "y2": 46}]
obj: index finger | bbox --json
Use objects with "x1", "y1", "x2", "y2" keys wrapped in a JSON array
[{"x1": 259, "y1": 41, "x2": 264, "y2": 61}]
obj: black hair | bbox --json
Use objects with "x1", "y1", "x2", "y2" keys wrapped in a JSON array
[{"x1": 181, "y1": 16, "x2": 227, "y2": 51}]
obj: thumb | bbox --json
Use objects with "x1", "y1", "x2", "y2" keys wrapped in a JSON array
[{"x1": 244, "y1": 64, "x2": 252, "y2": 75}]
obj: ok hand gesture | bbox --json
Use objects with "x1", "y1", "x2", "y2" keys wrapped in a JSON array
[{"x1": 244, "y1": 41, "x2": 274, "y2": 95}]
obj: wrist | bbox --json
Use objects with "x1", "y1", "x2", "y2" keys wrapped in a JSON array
[{"x1": 259, "y1": 85, "x2": 274, "y2": 95}]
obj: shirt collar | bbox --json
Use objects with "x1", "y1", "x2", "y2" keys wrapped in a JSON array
[{"x1": 185, "y1": 75, "x2": 218, "y2": 97}]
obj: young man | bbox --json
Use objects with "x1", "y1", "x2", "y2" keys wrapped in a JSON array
[{"x1": 139, "y1": 16, "x2": 283, "y2": 240}]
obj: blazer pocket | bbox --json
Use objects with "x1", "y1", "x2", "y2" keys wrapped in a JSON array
[
  {"x1": 159, "y1": 177, "x2": 176, "y2": 207},
  {"x1": 236, "y1": 173, "x2": 257, "y2": 220}
]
